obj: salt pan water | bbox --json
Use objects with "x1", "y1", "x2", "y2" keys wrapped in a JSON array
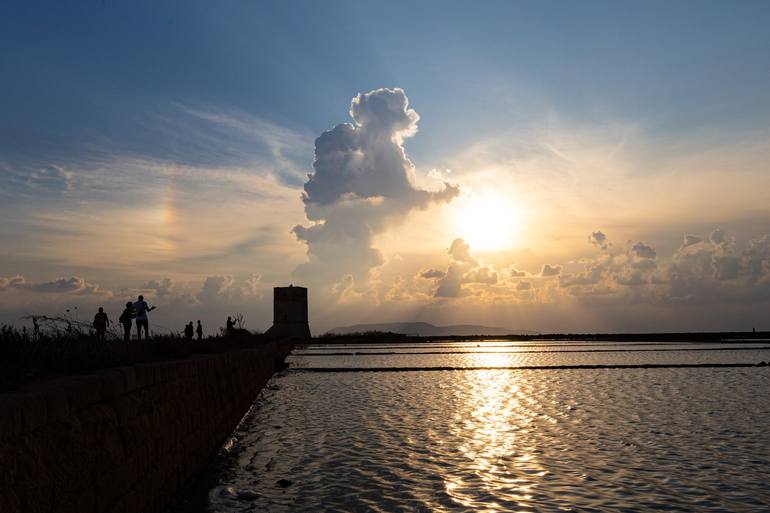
[{"x1": 208, "y1": 341, "x2": 770, "y2": 512}]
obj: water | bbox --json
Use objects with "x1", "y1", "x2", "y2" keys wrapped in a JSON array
[{"x1": 208, "y1": 341, "x2": 770, "y2": 512}]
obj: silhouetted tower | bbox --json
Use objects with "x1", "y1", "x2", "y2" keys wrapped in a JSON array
[{"x1": 266, "y1": 285, "x2": 311, "y2": 339}]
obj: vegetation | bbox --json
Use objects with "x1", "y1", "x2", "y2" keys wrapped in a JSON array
[{"x1": 0, "y1": 321, "x2": 268, "y2": 391}]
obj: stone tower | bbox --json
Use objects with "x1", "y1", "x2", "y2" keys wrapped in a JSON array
[{"x1": 265, "y1": 285, "x2": 311, "y2": 339}]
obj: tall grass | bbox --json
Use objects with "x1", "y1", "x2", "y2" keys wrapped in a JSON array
[{"x1": 0, "y1": 324, "x2": 268, "y2": 391}]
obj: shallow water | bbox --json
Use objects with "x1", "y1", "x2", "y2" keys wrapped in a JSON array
[{"x1": 208, "y1": 342, "x2": 770, "y2": 512}]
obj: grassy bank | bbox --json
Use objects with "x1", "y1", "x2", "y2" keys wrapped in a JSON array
[{"x1": 0, "y1": 324, "x2": 269, "y2": 391}]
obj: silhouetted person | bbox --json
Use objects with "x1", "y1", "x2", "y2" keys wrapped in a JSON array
[
  {"x1": 93, "y1": 307, "x2": 109, "y2": 342},
  {"x1": 119, "y1": 301, "x2": 134, "y2": 342},
  {"x1": 133, "y1": 295, "x2": 156, "y2": 341},
  {"x1": 226, "y1": 316, "x2": 235, "y2": 334},
  {"x1": 196, "y1": 320, "x2": 203, "y2": 340},
  {"x1": 32, "y1": 316, "x2": 39, "y2": 339},
  {"x1": 184, "y1": 322, "x2": 194, "y2": 340}
]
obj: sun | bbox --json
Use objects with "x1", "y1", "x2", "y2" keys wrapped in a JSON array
[{"x1": 451, "y1": 192, "x2": 522, "y2": 251}]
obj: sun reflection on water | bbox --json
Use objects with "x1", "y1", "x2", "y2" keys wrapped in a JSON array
[{"x1": 445, "y1": 362, "x2": 544, "y2": 511}]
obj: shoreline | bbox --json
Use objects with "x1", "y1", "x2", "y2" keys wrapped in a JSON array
[{"x1": 310, "y1": 330, "x2": 770, "y2": 344}]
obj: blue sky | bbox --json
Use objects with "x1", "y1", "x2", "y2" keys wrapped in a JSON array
[
  {"x1": 2, "y1": 1, "x2": 770, "y2": 333},
  {"x1": 4, "y1": 0, "x2": 770, "y2": 172}
]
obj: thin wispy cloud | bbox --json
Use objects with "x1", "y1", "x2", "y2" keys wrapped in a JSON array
[{"x1": 176, "y1": 104, "x2": 314, "y2": 185}]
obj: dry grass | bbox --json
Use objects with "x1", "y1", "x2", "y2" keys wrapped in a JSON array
[{"x1": 0, "y1": 324, "x2": 267, "y2": 391}]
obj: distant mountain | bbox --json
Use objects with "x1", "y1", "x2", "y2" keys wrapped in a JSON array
[{"x1": 326, "y1": 322, "x2": 538, "y2": 337}]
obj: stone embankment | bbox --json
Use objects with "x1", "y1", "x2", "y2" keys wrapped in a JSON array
[{"x1": 0, "y1": 342, "x2": 291, "y2": 513}]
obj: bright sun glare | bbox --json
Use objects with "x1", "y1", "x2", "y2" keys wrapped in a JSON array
[{"x1": 452, "y1": 192, "x2": 522, "y2": 251}]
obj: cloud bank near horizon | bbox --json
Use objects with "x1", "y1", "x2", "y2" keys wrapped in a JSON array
[
  {"x1": 411, "y1": 227, "x2": 770, "y2": 308},
  {"x1": 2, "y1": 226, "x2": 770, "y2": 333}
]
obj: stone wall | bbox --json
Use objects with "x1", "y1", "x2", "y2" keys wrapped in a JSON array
[{"x1": 0, "y1": 343, "x2": 290, "y2": 513}]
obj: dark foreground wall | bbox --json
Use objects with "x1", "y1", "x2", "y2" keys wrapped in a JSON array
[{"x1": 0, "y1": 342, "x2": 291, "y2": 513}]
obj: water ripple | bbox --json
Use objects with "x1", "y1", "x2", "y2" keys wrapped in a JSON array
[{"x1": 209, "y1": 348, "x2": 770, "y2": 512}]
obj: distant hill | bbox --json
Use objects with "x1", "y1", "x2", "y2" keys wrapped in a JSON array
[{"x1": 326, "y1": 322, "x2": 538, "y2": 337}]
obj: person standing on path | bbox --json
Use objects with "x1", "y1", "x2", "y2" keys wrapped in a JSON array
[
  {"x1": 183, "y1": 322, "x2": 194, "y2": 340},
  {"x1": 119, "y1": 301, "x2": 134, "y2": 342},
  {"x1": 133, "y1": 295, "x2": 156, "y2": 341},
  {"x1": 196, "y1": 320, "x2": 203, "y2": 340},
  {"x1": 93, "y1": 307, "x2": 109, "y2": 342}
]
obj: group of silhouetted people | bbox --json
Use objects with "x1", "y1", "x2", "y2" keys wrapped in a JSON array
[
  {"x1": 91, "y1": 297, "x2": 239, "y2": 342},
  {"x1": 183, "y1": 320, "x2": 203, "y2": 340},
  {"x1": 93, "y1": 295, "x2": 156, "y2": 342}
]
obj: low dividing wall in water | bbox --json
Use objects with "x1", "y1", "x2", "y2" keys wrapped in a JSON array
[{"x1": 0, "y1": 342, "x2": 291, "y2": 513}]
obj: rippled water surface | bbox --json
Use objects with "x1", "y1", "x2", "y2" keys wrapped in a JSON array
[{"x1": 209, "y1": 342, "x2": 770, "y2": 512}]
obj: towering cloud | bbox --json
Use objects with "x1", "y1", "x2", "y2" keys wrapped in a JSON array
[{"x1": 293, "y1": 88, "x2": 459, "y2": 283}]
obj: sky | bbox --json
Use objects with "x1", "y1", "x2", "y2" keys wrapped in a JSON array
[{"x1": 2, "y1": 0, "x2": 770, "y2": 334}]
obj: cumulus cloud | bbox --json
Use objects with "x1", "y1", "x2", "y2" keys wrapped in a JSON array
[
  {"x1": 293, "y1": 88, "x2": 459, "y2": 284},
  {"x1": 0, "y1": 275, "x2": 26, "y2": 291},
  {"x1": 560, "y1": 255, "x2": 612, "y2": 289},
  {"x1": 197, "y1": 273, "x2": 264, "y2": 304},
  {"x1": 541, "y1": 264, "x2": 562, "y2": 277},
  {"x1": 434, "y1": 265, "x2": 465, "y2": 298},
  {"x1": 198, "y1": 275, "x2": 236, "y2": 303},
  {"x1": 143, "y1": 278, "x2": 174, "y2": 299},
  {"x1": 463, "y1": 267, "x2": 498, "y2": 285},
  {"x1": 558, "y1": 234, "x2": 659, "y2": 295},
  {"x1": 448, "y1": 238, "x2": 475, "y2": 263},
  {"x1": 419, "y1": 269, "x2": 446, "y2": 279},
  {"x1": 666, "y1": 229, "x2": 765, "y2": 287},
  {"x1": 554, "y1": 228, "x2": 770, "y2": 305},
  {"x1": 410, "y1": 228, "x2": 770, "y2": 308},
  {"x1": 127, "y1": 273, "x2": 268, "y2": 330},
  {"x1": 0, "y1": 273, "x2": 276, "y2": 336},
  {"x1": 421, "y1": 238, "x2": 499, "y2": 298},
  {"x1": 330, "y1": 274, "x2": 367, "y2": 303},
  {"x1": 631, "y1": 242, "x2": 657, "y2": 260},
  {"x1": 30, "y1": 277, "x2": 103, "y2": 295},
  {"x1": 124, "y1": 274, "x2": 266, "y2": 309},
  {"x1": 743, "y1": 235, "x2": 770, "y2": 279},
  {"x1": 712, "y1": 255, "x2": 740, "y2": 281},
  {"x1": 0, "y1": 275, "x2": 107, "y2": 296},
  {"x1": 588, "y1": 230, "x2": 609, "y2": 249},
  {"x1": 710, "y1": 228, "x2": 727, "y2": 246},
  {"x1": 682, "y1": 234, "x2": 703, "y2": 248}
]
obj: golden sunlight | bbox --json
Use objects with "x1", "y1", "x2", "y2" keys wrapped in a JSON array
[{"x1": 451, "y1": 192, "x2": 522, "y2": 251}]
